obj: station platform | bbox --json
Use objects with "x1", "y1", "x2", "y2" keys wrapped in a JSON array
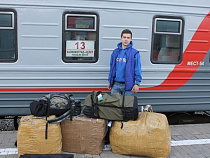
[{"x1": 1, "y1": 123, "x2": 210, "y2": 158}]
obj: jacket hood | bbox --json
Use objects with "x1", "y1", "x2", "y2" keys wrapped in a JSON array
[{"x1": 117, "y1": 41, "x2": 133, "y2": 50}]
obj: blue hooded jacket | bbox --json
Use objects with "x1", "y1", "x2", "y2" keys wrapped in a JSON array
[{"x1": 108, "y1": 41, "x2": 142, "y2": 91}]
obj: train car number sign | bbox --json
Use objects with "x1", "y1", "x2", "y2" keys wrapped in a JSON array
[{"x1": 66, "y1": 40, "x2": 94, "y2": 57}]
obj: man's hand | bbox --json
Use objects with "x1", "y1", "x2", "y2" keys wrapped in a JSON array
[
  {"x1": 107, "y1": 83, "x2": 111, "y2": 90},
  {"x1": 132, "y1": 84, "x2": 139, "y2": 93}
]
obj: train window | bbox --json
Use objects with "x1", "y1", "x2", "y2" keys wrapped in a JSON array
[
  {"x1": 0, "y1": 11, "x2": 17, "y2": 62},
  {"x1": 151, "y1": 17, "x2": 183, "y2": 64},
  {"x1": 63, "y1": 13, "x2": 98, "y2": 63},
  {"x1": 65, "y1": 14, "x2": 96, "y2": 31}
]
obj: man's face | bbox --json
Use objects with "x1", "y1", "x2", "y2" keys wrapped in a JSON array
[{"x1": 121, "y1": 33, "x2": 132, "y2": 48}]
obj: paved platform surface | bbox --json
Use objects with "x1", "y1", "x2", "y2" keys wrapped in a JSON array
[{"x1": 1, "y1": 123, "x2": 210, "y2": 158}]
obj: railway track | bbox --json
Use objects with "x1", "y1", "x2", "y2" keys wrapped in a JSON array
[{"x1": 1, "y1": 112, "x2": 210, "y2": 131}]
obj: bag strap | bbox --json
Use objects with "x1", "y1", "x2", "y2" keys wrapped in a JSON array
[
  {"x1": 45, "y1": 93, "x2": 73, "y2": 139},
  {"x1": 122, "y1": 95, "x2": 127, "y2": 121},
  {"x1": 45, "y1": 97, "x2": 50, "y2": 132},
  {"x1": 45, "y1": 109, "x2": 72, "y2": 139},
  {"x1": 90, "y1": 91, "x2": 99, "y2": 118},
  {"x1": 46, "y1": 97, "x2": 50, "y2": 118},
  {"x1": 90, "y1": 91, "x2": 95, "y2": 115},
  {"x1": 68, "y1": 95, "x2": 73, "y2": 121},
  {"x1": 95, "y1": 91, "x2": 102, "y2": 118},
  {"x1": 47, "y1": 109, "x2": 72, "y2": 124},
  {"x1": 45, "y1": 122, "x2": 49, "y2": 139}
]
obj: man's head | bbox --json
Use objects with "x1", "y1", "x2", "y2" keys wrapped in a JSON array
[{"x1": 121, "y1": 29, "x2": 132, "y2": 49}]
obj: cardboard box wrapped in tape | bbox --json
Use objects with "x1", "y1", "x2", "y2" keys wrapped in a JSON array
[
  {"x1": 61, "y1": 115, "x2": 106, "y2": 155},
  {"x1": 110, "y1": 112, "x2": 171, "y2": 158},
  {"x1": 17, "y1": 115, "x2": 62, "y2": 157}
]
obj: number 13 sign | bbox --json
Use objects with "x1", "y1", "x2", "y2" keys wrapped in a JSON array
[{"x1": 66, "y1": 40, "x2": 95, "y2": 57}]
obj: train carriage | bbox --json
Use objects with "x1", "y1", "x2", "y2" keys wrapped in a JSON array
[{"x1": 0, "y1": 0, "x2": 210, "y2": 116}]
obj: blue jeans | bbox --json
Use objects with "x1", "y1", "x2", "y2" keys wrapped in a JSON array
[{"x1": 111, "y1": 82, "x2": 134, "y2": 96}]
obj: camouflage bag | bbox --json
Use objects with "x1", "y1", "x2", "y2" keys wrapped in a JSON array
[
  {"x1": 48, "y1": 94, "x2": 81, "y2": 117},
  {"x1": 30, "y1": 93, "x2": 81, "y2": 117},
  {"x1": 45, "y1": 94, "x2": 73, "y2": 117}
]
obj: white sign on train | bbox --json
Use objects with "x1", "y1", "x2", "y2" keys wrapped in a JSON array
[
  {"x1": 66, "y1": 40, "x2": 95, "y2": 57},
  {"x1": 187, "y1": 61, "x2": 204, "y2": 66}
]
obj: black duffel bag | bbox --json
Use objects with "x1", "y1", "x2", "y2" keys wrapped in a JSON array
[
  {"x1": 19, "y1": 154, "x2": 74, "y2": 158},
  {"x1": 30, "y1": 93, "x2": 81, "y2": 117},
  {"x1": 83, "y1": 91, "x2": 138, "y2": 121}
]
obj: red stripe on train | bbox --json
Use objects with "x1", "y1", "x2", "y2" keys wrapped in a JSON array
[
  {"x1": 142, "y1": 12, "x2": 210, "y2": 91},
  {"x1": 0, "y1": 88, "x2": 109, "y2": 92}
]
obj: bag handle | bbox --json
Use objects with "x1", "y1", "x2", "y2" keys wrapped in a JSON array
[
  {"x1": 45, "y1": 109, "x2": 72, "y2": 139},
  {"x1": 144, "y1": 104, "x2": 153, "y2": 112}
]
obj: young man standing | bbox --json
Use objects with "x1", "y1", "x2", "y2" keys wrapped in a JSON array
[{"x1": 108, "y1": 29, "x2": 142, "y2": 95}]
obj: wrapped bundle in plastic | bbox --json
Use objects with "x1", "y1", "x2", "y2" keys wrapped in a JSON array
[
  {"x1": 17, "y1": 115, "x2": 62, "y2": 157},
  {"x1": 110, "y1": 112, "x2": 171, "y2": 158},
  {"x1": 61, "y1": 115, "x2": 106, "y2": 155}
]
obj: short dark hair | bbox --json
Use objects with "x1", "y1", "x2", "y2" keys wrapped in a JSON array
[{"x1": 121, "y1": 29, "x2": 132, "y2": 38}]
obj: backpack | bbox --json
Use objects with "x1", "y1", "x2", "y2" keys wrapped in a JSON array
[{"x1": 83, "y1": 91, "x2": 138, "y2": 121}]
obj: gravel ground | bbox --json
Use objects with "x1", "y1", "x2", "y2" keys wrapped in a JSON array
[{"x1": 0, "y1": 116, "x2": 20, "y2": 131}]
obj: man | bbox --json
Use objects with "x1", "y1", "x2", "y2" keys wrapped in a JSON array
[{"x1": 108, "y1": 29, "x2": 142, "y2": 95}]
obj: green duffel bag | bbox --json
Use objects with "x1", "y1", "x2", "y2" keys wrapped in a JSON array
[{"x1": 83, "y1": 91, "x2": 138, "y2": 121}]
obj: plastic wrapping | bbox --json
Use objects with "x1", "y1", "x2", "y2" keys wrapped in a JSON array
[
  {"x1": 61, "y1": 115, "x2": 106, "y2": 155},
  {"x1": 110, "y1": 112, "x2": 171, "y2": 158},
  {"x1": 17, "y1": 115, "x2": 62, "y2": 157}
]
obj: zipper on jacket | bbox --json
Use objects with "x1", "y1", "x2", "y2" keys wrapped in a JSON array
[
  {"x1": 124, "y1": 51, "x2": 127, "y2": 91},
  {"x1": 110, "y1": 49, "x2": 119, "y2": 86}
]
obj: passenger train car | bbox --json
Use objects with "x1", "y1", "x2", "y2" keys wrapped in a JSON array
[{"x1": 0, "y1": 0, "x2": 210, "y2": 116}]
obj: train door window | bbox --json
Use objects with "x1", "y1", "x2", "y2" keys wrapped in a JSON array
[
  {"x1": 0, "y1": 11, "x2": 17, "y2": 62},
  {"x1": 151, "y1": 17, "x2": 183, "y2": 64},
  {"x1": 63, "y1": 13, "x2": 98, "y2": 63}
]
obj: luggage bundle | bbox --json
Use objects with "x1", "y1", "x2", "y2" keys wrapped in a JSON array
[
  {"x1": 82, "y1": 92, "x2": 171, "y2": 158},
  {"x1": 83, "y1": 91, "x2": 138, "y2": 121},
  {"x1": 61, "y1": 115, "x2": 106, "y2": 155},
  {"x1": 110, "y1": 111, "x2": 171, "y2": 158},
  {"x1": 17, "y1": 115, "x2": 62, "y2": 158},
  {"x1": 29, "y1": 93, "x2": 81, "y2": 139},
  {"x1": 18, "y1": 93, "x2": 83, "y2": 157},
  {"x1": 17, "y1": 91, "x2": 171, "y2": 158}
]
